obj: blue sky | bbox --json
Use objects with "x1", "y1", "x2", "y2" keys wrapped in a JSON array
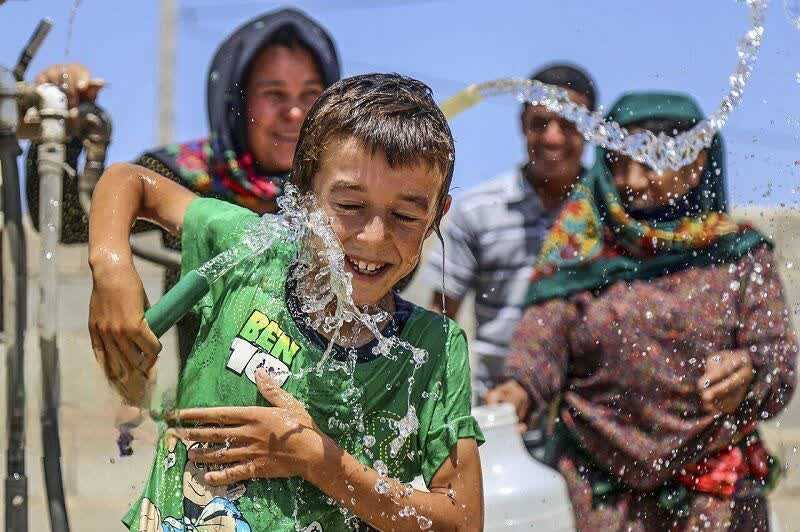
[{"x1": 2, "y1": 0, "x2": 799, "y2": 206}]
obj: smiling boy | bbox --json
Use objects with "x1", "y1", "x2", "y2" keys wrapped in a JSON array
[{"x1": 88, "y1": 74, "x2": 484, "y2": 531}]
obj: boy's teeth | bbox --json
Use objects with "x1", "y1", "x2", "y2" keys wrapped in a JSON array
[{"x1": 348, "y1": 257, "x2": 385, "y2": 274}]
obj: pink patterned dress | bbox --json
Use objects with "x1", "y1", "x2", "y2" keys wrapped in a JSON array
[{"x1": 506, "y1": 245, "x2": 797, "y2": 531}]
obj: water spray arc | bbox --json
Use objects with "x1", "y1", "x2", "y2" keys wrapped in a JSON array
[{"x1": 441, "y1": 0, "x2": 767, "y2": 174}]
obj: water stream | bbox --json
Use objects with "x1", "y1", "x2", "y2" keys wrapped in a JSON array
[
  {"x1": 442, "y1": 0, "x2": 767, "y2": 174},
  {"x1": 64, "y1": 0, "x2": 83, "y2": 57}
]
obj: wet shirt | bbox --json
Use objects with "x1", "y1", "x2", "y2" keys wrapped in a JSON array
[
  {"x1": 505, "y1": 246, "x2": 797, "y2": 491},
  {"x1": 123, "y1": 198, "x2": 483, "y2": 532},
  {"x1": 421, "y1": 169, "x2": 559, "y2": 390}
]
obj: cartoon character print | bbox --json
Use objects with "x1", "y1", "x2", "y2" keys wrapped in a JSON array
[{"x1": 136, "y1": 433, "x2": 251, "y2": 531}]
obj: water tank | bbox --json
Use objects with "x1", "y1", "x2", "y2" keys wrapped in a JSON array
[{"x1": 474, "y1": 403, "x2": 575, "y2": 531}]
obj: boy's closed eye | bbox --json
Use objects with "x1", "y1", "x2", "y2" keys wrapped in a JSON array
[
  {"x1": 335, "y1": 202, "x2": 363, "y2": 211},
  {"x1": 393, "y1": 211, "x2": 422, "y2": 223}
]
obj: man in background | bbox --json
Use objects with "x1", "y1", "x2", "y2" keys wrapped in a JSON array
[{"x1": 422, "y1": 63, "x2": 597, "y2": 400}]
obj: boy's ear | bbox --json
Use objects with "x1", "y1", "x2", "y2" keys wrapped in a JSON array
[
  {"x1": 425, "y1": 194, "x2": 451, "y2": 239},
  {"x1": 441, "y1": 194, "x2": 452, "y2": 218}
]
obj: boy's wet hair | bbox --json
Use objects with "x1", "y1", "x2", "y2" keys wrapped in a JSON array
[{"x1": 292, "y1": 73, "x2": 455, "y2": 235}]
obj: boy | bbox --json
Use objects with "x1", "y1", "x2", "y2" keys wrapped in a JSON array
[{"x1": 88, "y1": 74, "x2": 484, "y2": 531}]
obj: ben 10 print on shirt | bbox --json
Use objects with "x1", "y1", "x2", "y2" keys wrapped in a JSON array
[{"x1": 226, "y1": 309, "x2": 302, "y2": 387}]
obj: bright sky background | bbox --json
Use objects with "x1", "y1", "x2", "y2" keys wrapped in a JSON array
[{"x1": 2, "y1": 0, "x2": 799, "y2": 206}]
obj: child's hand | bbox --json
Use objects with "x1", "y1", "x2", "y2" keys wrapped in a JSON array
[
  {"x1": 89, "y1": 255, "x2": 161, "y2": 405},
  {"x1": 172, "y1": 368, "x2": 323, "y2": 485}
]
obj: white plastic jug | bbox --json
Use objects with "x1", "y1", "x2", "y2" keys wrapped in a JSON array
[{"x1": 474, "y1": 403, "x2": 575, "y2": 531}]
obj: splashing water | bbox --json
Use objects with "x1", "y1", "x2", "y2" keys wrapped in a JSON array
[
  {"x1": 441, "y1": 0, "x2": 767, "y2": 173},
  {"x1": 65, "y1": 0, "x2": 83, "y2": 57},
  {"x1": 172, "y1": 184, "x2": 436, "y2": 524}
]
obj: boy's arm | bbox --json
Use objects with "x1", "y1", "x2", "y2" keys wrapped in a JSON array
[
  {"x1": 182, "y1": 369, "x2": 483, "y2": 531},
  {"x1": 88, "y1": 162, "x2": 196, "y2": 405},
  {"x1": 310, "y1": 436, "x2": 483, "y2": 531}
]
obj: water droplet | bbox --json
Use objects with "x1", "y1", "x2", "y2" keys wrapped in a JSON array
[
  {"x1": 374, "y1": 478, "x2": 390, "y2": 495},
  {"x1": 374, "y1": 460, "x2": 388, "y2": 477}
]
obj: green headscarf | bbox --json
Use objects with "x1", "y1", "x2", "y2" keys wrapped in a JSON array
[{"x1": 524, "y1": 92, "x2": 770, "y2": 306}]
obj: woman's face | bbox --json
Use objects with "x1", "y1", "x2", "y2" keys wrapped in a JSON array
[
  {"x1": 245, "y1": 45, "x2": 324, "y2": 173},
  {"x1": 312, "y1": 137, "x2": 450, "y2": 307},
  {"x1": 609, "y1": 147, "x2": 707, "y2": 211}
]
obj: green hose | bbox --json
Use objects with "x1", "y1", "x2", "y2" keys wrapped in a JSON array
[{"x1": 143, "y1": 269, "x2": 210, "y2": 338}]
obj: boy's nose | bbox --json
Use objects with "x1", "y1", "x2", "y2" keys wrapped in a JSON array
[{"x1": 360, "y1": 215, "x2": 386, "y2": 243}]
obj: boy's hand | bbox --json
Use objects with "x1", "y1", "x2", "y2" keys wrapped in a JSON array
[
  {"x1": 173, "y1": 368, "x2": 323, "y2": 485},
  {"x1": 89, "y1": 255, "x2": 161, "y2": 405},
  {"x1": 485, "y1": 379, "x2": 531, "y2": 432},
  {"x1": 698, "y1": 349, "x2": 754, "y2": 415}
]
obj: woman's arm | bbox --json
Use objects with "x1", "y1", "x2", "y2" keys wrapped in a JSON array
[
  {"x1": 88, "y1": 162, "x2": 196, "y2": 405},
  {"x1": 502, "y1": 299, "x2": 578, "y2": 424},
  {"x1": 732, "y1": 245, "x2": 798, "y2": 422}
]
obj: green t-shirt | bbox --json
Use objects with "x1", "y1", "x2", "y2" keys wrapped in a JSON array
[{"x1": 123, "y1": 198, "x2": 483, "y2": 532}]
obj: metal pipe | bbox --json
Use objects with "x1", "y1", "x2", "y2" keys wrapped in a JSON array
[
  {"x1": 1, "y1": 65, "x2": 28, "y2": 532},
  {"x1": 36, "y1": 82, "x2": 70, "y2": 532},
  {"x1": 68, "y1": 102, "x2": 181, "y2": 270},
  {"x1": 74, "y1": 101, "x2": 111, "y2": 216},
  {"x1": 13, "y1": 18, "x2": 52, "y2": 82}
]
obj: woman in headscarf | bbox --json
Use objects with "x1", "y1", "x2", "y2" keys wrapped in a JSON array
[
  {"x1": 499, "y1": 92, "x2": 797, "y2": 531},
  {"x1": 28, "y1": 7, "x2": 341, "y2": 359},
  {"x1": 27, "y1": 8, "x2": 340, "y2": 451}
]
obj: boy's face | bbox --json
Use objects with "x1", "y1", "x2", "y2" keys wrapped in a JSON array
[
  {"x1": 608, "y1": 136, "x2": 707, "y2": 211},
  {"x1": 245, "y1": 45, "x2": 324, "y2": 173},
  {"x1": 312, "y1": 137, "x2": 451, "y2": 307}
]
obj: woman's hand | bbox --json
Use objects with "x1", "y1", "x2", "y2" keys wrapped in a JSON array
[
  {"x1": 485, "y1": 379, "x2": 531, "y2": 432},
  {"x1": 698, "y1": 349, "x2": 754, "y2": 415},
  {"x1": 88, "y1": 252, "x2": 161, "y2": 405},
  {"x1": 173, "y1": 368, "x2": 323, "y2": 486},
  {"x1": 35, "y1": 63, "x2": 104, "y2": 107}
]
